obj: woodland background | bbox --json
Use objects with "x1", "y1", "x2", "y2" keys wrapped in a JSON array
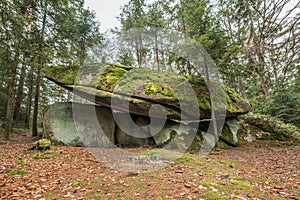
[{"x1": 0, "y1": 0, "x2": 299, "y2": 138}]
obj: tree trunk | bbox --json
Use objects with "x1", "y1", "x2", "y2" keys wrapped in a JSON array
[
  {"x1": 135, "y1": 36, "x2": 141, "y2": 68},
  {"x1": 153, "y1": 31, "x2": 159, "y2": 70},
  {"x1": 32, "y1": 60, "x2": 43, "y2": 137},
  {"x1": 4, "y1": 67, "x2": 17, "y2": 138},
  {"x1": 3, "y1": 5, "x2": 18, "y2": 138},
  {"x1": 25, "y1": 66, "x2": 34, "y2": 129},
  {"x1": 32, "y1": 1, "x2": 47, "y2": 137},
  {"x1": 13, "y1": 63, "x2": 26, "y2": 126}
]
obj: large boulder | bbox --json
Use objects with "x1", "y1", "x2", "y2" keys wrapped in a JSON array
[
  {"x1": 43, "y1": 102, "x2": 299, "y2": 148},
  {"x1": 218, "y1": 113, "x2": 300, "y2": 146},
  {"x1": 43, "y1": 64, "x2": 251, "y2": 121},
  {"x1": 43, "y1": 102, "x2": 206, "y2": 148},
  {"x1": 43, "y1": 102, "x2": 160, "y2": 147},
  {"x1": 43, "y1": 102, "x2": 115, "y2": 147},
  {"x1": 42, "y1": 64, "x2": 299, "y2": 149}
]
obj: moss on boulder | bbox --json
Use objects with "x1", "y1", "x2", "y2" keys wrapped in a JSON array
[
  {"x1": 241, "y1": 113, "x2": 300, "y2": 143},
  {"x1": 29, "y1": 139, "x2": 51, "y2": 151},
  {"x1": 145, "y1": 83, "x2": 176, "y2": 99},
  {"x1": 43, "y1": 63, "x2": 251, "y2": 120},
  {"x1": 218, "y1": 113, "x2": 300, "y2": 146},
  {"x1": 42, "y1": 65, "x2": 78, "y2": 85}
]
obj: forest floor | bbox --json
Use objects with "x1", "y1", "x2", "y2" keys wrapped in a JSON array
[{"x1": 0, "y1": 133, "x2": 299, "y2": 200}]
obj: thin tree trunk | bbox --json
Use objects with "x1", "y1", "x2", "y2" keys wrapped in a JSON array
[
  {"x1": 153, "y1": 31, "x2": 159, "y2": 70},
  {"x1": 32, "y1": 1, "x2": 47, "y2": 137},
  {"x1": 135, "y1": 37, "x2": 141, "y2": 68},
  {"x1": 13, "y1": 62, "x2": 26, "y2": 126},
  {"x1": 160, "y1": 41, "x2": 166, "y2": 71},
  {"x1": 25, "y1": 66, "x2": 34, "y2": 129},
  {"x1": 4, "y1": 67, "x2": 17, "y2": 138},
  {"x1": 32, "y1": 59, "x2": 43, "y2": 137},
  {"x1": 3, "y1": 5, "x2": 17, "y2": 138},
  {"x1": 15, "y1": 1, "x2": 33, "y2": 127}
]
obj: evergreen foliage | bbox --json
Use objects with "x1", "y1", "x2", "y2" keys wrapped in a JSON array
[
  {"x1": 251, "y1": 80, "x2": 300, "y2": 128},
  {"x1": 0, "y1": 0, "x2": 102, "y2": 137},
  {"x1": 0, "y1": 0, "x2": 298, "y2": 137}
]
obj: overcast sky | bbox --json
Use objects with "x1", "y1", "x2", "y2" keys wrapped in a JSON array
[{"x1": 84, "y1": 0, "x2": 132, "y2": 32}]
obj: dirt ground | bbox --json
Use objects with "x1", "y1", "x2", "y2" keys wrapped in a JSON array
[{"x1": 0, "y1": 133, "x2": 299, "y2": 200}]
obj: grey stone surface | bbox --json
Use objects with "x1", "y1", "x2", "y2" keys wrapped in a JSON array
[
  {"x1": 115, "y1": 114, "x2": 155, "y2": 146},
  {"x1": 153, "y1": 121, "x2": 200, "y2": 150},
  {"x1": 43, "y1": 102, "x2": 115, "y2": 147},
  {"x1": 43, "y1": 103, "x2": 266, "y2": 149}
]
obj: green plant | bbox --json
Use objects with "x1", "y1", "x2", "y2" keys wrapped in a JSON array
[
  {"x1": 43, "y1": 191, "x2": 53, "y2": 198},
  {"x1": 142, "y1": 149, "x2": 159, "y2": 155},
  {"x1": 251, "y1": 80, "x2": 300, "y2": 128},
  {"x1": 5, "y1": 169, "x2": 28, "y2": 176},
  {"x1": 95, "y1": 194, "x2": 106, "y2": 200},
  {"x1": 15, "y1": 156, "x2": 25, "y2": 166},
  {"x1": 72, "y1": 179, "x2": 85, "y2": 187},
  {"x1": 232, "y1": 180, "x2": 252, "y2": 190}
]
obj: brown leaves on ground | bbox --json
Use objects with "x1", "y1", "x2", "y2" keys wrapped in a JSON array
[{"x1": 0, "y1": 134, "x2": 299, "y2": 200}]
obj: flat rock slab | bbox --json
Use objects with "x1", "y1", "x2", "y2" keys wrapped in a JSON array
[{"x1": 43, "y1": 63, "x2": 251, "y2": 120}]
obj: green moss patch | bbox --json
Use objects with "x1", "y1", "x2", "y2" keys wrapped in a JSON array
[
  {"x1": 43, "y1": 63, "x2": 251, "y2": 118},
  {"x1": 199, "y1": 191, "x2": 226, "y2": 199},
  {"x1": 43, "y1": 65, "x2": 79, "y2": 85},
  {"x1": 142, "y1": 149, "x2": 160, "y2": 156},
  {"x1": 232, "y1": 180, "x2": 252, "y2": 189},
  {"x1": 242, "y1": 113, "x2": 300, "y2": 143},
  {"x1": 15, "y1": 156, "x2": 25, "y2": 166},
  {"x1": 29, "y1": 139, "x2": 51, "y2": 151},
  {"x1": 72, "y1": 179, "x2": 85, "y2": 187},
  {"x1": 175, "y1": 154, "x2": 204, "y2": 166},
  {"x1": 93, "y1": 64, "x2": 132, "y2": 91},
  {"x1": 5, "y1": 169, "x2": 28, "y2": 176},
  {"x1": 145, "y1": 83, "x2": 176, "y2": 99}
]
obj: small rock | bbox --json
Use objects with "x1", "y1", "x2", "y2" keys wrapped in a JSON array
[
  {"x1": 185, "y1": 183, "x2": 192, "y2": 188},
  {"x1": 220, "y1": 174, "x2": 230, "y2": 179},
  {"x1": 198, "y1": 185, "x2": 207, "y2": 191}
]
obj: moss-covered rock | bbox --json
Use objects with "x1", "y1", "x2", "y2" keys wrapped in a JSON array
[
  {"x1": 241, "y1": 113, "x2": 300, "y2": 143},
  {"x1": 29, "y1": 139, "x2": 51, "y2": 151},
  {"x1": 43, "y1": 63, "x2": 251, "y2": 121},
  {"x1": 42, "y1": 65, "x2": 79, "y2": 85},
  {"x1": 218, "y1": 113, "x2": 300, "y2": 146},
  {"x1": 43, "y1": 64, "x2": 298, "y2": 148},
  {"x1": 42, "y1": 102, "x2": 299, "y2": 149}
]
